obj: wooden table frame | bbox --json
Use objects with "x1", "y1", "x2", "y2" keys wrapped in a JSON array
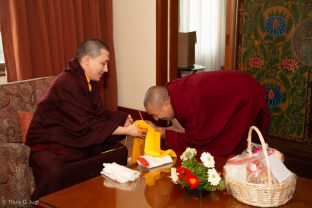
[{"x1": 37, "y1": 158, "x2": 312, "y2": 208}]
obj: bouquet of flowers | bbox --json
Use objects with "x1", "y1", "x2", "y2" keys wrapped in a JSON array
[{"x1": 170, "y1": 147, "x2": 225, "y2": 192}]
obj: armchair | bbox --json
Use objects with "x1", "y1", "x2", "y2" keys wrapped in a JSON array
[{"x1": 0, "y1": 77, "x2": 128, "y2": 206}]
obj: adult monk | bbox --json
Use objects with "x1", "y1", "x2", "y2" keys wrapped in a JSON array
[
  {"x1": 143, "y1": 70, "x2": 270, "y2": 157},
  {"x1": 26, "y1": 39, "x2": 143, "y2": 200}
]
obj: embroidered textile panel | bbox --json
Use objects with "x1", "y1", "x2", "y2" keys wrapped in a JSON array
[{"x1": 235, "y1": 0, "x2": 312, "y2": 144}]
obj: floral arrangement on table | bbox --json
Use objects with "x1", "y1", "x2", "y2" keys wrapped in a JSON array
[{"x1": 170, "y1": 147, "x2": 225, "y2": 192}]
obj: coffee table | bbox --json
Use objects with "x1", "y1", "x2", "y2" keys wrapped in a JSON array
[{"x1": 37, "y1": 157, "x2": 312, "y2": 208}]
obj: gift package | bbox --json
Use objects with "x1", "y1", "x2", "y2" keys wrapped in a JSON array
[
  {"x1": 223, "y1": 126, "x2": 297, "y2": 207},
  {"x1": 224, "y1": 142, "x2": 285, "y2": 185}
]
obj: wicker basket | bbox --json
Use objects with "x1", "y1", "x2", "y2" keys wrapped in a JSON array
[{"x1": 224, "y1": 126, "x2": 297, "y2": 207}]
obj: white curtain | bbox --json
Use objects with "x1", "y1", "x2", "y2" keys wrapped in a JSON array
[
  {"x1": 0, "y1": 32, "x2": 4, "y2": 63},
  {"x1": 179, "y1": 0, "x2": 227, "y2": 70}
]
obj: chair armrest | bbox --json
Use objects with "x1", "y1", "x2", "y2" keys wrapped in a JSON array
[
  {"x1": 0, "y1": 143, "x2": 35, "y2": 203},
  {"x1": 0, "y1": 143, "x2": 30, "y2": 164}
]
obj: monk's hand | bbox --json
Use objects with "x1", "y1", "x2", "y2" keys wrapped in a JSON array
[
  {"x1": 170, "y1": 118, "x2": 185, "y2": 133},
  {"x1": 124, "y1": 114, "x2": 134, "y2": 127},
  {"x1": 157, "y1": 127, "x2": 166, "y2": 138},
  {"x1": 126, "y1": 123, "x2": 146, "y2": 138},
  {"x1": 145, "y1": 120, "x2": 157, "y2": 128}
]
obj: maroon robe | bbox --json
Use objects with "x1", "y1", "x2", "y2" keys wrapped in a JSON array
[
  {"x1": 165, "y1": 71, "x2": 270, "y2": 157},
  {"x1": 26, "y1": 58, "x2": 127, "y2": 199}
]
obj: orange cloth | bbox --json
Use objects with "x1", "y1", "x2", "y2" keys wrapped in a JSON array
[{"x1": 131, "y1": 120, "x2": 176, "y2": 163}]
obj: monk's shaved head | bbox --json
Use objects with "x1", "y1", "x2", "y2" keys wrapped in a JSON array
[
  {"x1": 76, "y1": 38, "x2": 109, "y2": 62},
  {"x1": 144, "y1": 86, "x2": 170, "y2": 108},
  {"x1": 144, "y1": 86, "x2": 174, "y2": 121}
]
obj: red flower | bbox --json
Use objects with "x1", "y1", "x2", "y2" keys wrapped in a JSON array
[
  {"x1": 249, "y1": 56, "x2": 264, "y2": 69},
  {"x1": 176, "y1": 167, "x2": 191, "y2": 179},
  {"x1": 282, "y1": 58, "x2": 298, "y2": 72},
  {"x1": 186, "y1": 174, "x2": 200, "y2": 189}
]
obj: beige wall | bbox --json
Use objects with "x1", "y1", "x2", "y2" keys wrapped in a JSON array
[
  {"x1": 0, "y1": 76, "x2": 7, "y2": 84},
  {"x1": 113, "y1": 0, "x2": 156, "y2": 111}
]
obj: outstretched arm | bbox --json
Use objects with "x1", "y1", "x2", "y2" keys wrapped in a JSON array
[{"x1": 112, "y1": 123, "x2": 144, "y2": 138}]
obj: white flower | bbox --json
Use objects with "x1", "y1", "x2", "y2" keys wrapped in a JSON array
[
  {"x1": 180, "y1": 147, "x2": 197, "y2": 161},
  {"x1": 208, "y1": 168, "x2": 221, "y2": 186},
  {"x1": 170, "y1": 167, "x2": 179, "y2": 184},
  {"x1": 200, "y1": 152, "x2": 215, "y2": 168}
]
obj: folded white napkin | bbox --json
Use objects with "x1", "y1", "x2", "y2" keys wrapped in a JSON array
[
  {"x1": 101, "y1": 162, "x2": 140, "y2": 183},
  {"x1": 137, "y1": 155, "x2": 173, "y2": 168}
]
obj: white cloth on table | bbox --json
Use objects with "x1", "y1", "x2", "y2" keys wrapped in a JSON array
[
  {"x1": 137, "y1": 155, "x2": 173, "y2": 168},
  {"x1": 101, "y1": 162, "x2": 140, "y2": 183}
]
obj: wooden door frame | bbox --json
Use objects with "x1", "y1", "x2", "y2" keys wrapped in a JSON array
[
  {"x1": 156, "y1": 0, "x2": 168, "y2": 85},
  {"x1": 168, "y1": 0, "x2": 179, "y2": 81},
  {"x1": 156, "y1": 0, "x2": 178, "y2": 85},
  {"x1": 224, "y1": 0, "x2": 238, "y2": 70}
]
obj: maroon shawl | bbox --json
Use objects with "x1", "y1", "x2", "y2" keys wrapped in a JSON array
[
  {"x1": 165, "y1": 71, "x2": 270, "y2": 157},
  {"x1": 26, "y1": 59, "x2": 127, "y2": 155}
]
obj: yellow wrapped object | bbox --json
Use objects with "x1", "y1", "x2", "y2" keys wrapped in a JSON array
[
  {"x1": 159, "y1": 149, "x2": 176, "y2": 157},
  {"x1": 144, "y1": 126, "x2": 161, "y2": 157},
  {"x1": 131, "y1": 137, "x2": 145, "y2": 164},
  {"x1": 130, "y1": 120, "x2": 176, "y2": 163}
]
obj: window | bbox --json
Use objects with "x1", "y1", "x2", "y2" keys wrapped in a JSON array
[{"x1": 179, "y1": 0, "x2": 227, "y2": 70}]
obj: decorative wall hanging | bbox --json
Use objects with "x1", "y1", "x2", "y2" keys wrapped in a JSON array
[{"x1": 235, "y1": 0, "x2": 312, "y2": 145}]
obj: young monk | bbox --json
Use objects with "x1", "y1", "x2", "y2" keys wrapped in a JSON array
[{"x1": 26, "y1": 39, "x2": 143, "y2": 200}]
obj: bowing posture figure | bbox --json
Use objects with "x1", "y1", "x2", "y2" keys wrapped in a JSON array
[{"x1": 143, "y1": 70, "x2": 271, "y2": 157}]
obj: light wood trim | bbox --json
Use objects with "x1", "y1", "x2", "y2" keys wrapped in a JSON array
[
  {"x1": 156, "y1": 0, "x2": 168, "y2": 85},
  {"x1": 169, "y1": 0, "x2": 179, "y2": 81},
  {"x1": 0, "y1": 63, "x2": 5, "y2": 76},
  {"x1": 224, "y1": 0, "x2": 237, "y2": 70}
]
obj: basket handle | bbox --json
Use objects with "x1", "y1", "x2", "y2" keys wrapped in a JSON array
[{"x1": 247, "y1": 126, "x2": 272, "y2": 185}]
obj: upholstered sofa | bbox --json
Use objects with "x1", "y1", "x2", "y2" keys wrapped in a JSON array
[{"x1": 0, "y1": 77, "x2": 128, "y2": 207}]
